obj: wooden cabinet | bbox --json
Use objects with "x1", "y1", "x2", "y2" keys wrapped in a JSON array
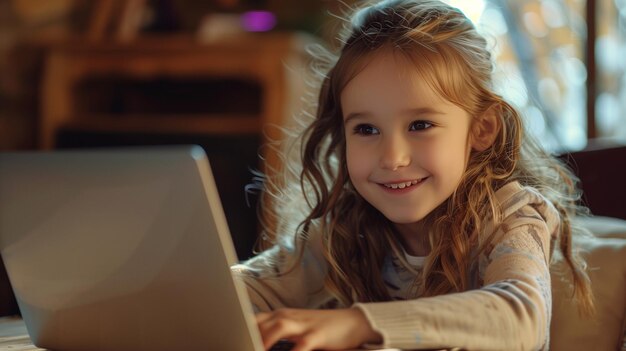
[{"x1": 40, "y1": 32, "x2": 314, "y2": 177}]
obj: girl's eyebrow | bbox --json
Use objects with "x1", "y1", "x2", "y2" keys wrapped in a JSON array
[
  {"x1": 343, "y1": 107, "x2": 444, "y2": 123},
  {"x1": 343, "y1": 112, "x2": 369, "y2": 124}
]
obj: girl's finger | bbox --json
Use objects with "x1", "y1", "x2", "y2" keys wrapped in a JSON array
[
  {"x1": 255, "y1": 311, "x2": 273, "y2": 324},
  {"x1": 258, "y1": 316, "x2": 302, "y2": 350}
]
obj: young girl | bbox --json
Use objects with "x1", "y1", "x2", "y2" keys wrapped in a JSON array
[{"x1": 233, "y1": 0, "x2": 594, "y2": 350}]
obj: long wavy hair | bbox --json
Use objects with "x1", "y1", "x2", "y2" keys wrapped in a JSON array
[{"x1": 256, "y1": 0, "x2": 594, "y2": 314}]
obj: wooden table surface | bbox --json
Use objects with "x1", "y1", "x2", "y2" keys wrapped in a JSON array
[
  {"x1": 0, "y1": 316, "x2": 45, "y2": 350},
  {"x1": 0, "y1": 316, "x2": 431, "y2": 351}
]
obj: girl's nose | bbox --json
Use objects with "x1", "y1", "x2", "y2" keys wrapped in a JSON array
[{"x1": 379, "y1": 136, "x2": 411, "y2": 170}]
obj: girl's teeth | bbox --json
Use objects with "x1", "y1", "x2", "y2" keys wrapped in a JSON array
[{"x1": 385, "y1": 179, "x2": 421, "y2": 189}]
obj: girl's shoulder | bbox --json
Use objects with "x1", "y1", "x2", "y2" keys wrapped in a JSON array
[
  {"x1": 494, "y1": 181, "x2": 560, "y2": 227},
  {"x1": 484, "y1": 181, "x2": 561, "y2": 242}
]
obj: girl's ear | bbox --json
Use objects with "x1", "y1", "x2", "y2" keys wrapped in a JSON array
[{"x1": 470, "y1": 107, "x2": 501, "y2": 152}]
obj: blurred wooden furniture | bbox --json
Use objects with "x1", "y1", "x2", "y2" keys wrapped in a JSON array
[
  {"x1": 39, "y1": 32, "x2": 313, "y2": 176},
  {"x1": 560, "y1": 143, "x2": 626, "y2": 220},
  {"x1": 87, "y1": 0, "x2": 147, "y2": 43}
]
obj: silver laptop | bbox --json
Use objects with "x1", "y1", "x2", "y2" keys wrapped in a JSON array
[{"x1": 0, "y1": 146, "x2": 266, "y2": 351}]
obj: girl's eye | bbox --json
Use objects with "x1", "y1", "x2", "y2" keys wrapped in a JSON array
[
  {"x1": 409, "y1": 120, "x2": 433, "y2": 131},
  {"x1": 353, "y1": 124, "x2": 379, "y2": 135}
]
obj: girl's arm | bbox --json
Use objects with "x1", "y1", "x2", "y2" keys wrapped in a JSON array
[
  {"x1": 356, "y1": 210, "x2": 553, "y2": 351},
  {"x1": 233, "y1": 220, "x2": 387, "y2": 351},
  {"x1": 231, "y1": 220, "x2": 332, "y2": 312}
]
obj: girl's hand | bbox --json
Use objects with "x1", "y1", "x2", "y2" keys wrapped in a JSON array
[{"x1": 256, "y1": 307, "x2": 382, "y2": 351}]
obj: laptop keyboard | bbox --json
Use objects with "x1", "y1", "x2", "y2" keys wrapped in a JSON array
[{"x1": 270, "y1": 339, "x2": 295, "y2": 351}]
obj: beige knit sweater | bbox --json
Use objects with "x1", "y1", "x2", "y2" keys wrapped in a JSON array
[{"x1": 232, "y1": 182, "x2": 558, "y2": 350}]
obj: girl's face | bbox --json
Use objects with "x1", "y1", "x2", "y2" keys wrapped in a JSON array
[{"x1": 341, "y1": 51, "x2": 474, "y2": 226}]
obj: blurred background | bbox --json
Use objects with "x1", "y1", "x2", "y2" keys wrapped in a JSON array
[{"x1": 0, "y1": 0, "x2": 625, "y2": 316}]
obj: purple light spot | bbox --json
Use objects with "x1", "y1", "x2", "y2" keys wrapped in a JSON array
[{"x1": 241, "y1": 11, "x2": 277, "y2": 32}]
